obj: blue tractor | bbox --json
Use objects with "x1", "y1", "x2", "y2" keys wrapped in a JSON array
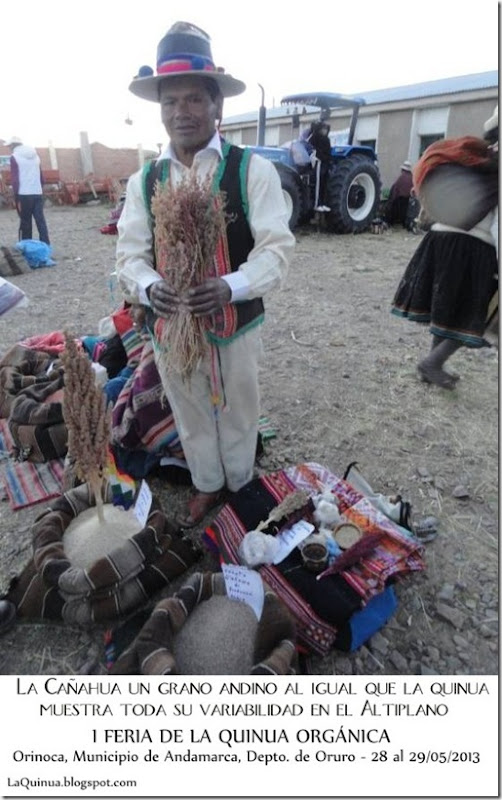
[{"x1": 248, "y1": 92, "x2": 382, "y2": 233}]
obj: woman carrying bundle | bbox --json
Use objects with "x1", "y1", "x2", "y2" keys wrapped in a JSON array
[{"x1": 391, "y1": 108, "x2": 498, "y2": 389}]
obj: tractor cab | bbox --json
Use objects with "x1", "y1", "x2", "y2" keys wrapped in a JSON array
[
  {"x1": 281, "y1": 92, "x2": 377, "y2": 164},
  {"x1": 247, "y1": 90, "x2": 381, "y2": 233}
]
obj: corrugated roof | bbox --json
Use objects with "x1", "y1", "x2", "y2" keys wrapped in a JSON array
[
  {"x1": 355, "y1": 70, "x2": 498, "y2": 105},
  {"x1": 222, "y1": 70, "x2": 498, "y2": 125}
]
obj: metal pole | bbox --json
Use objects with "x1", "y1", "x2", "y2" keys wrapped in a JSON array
[
  {"x1": 257, "y1": 83, "x2": 266, "y2": 147},
  {"x1": 348, "y1": 105, "x2": 360, "y2": 146}
]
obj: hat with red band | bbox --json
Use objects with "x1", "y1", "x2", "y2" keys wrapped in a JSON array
[{"x1": 129, "y1": 21, "x2": 246, "y2": 102}]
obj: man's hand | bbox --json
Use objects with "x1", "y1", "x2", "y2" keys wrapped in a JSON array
[
  {"x1": 184, "y1": 278, "x2": 231, "y2": 316},
  {"x1": 149, "y1": 280, "x2": 181, "y2": 317}
]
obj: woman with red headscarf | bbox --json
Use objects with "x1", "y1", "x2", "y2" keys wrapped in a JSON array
[{"x1": 391, "y1": 109, "x2": 498, "y2": 389}]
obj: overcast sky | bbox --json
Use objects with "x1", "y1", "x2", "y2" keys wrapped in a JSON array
[{"x1": 1, "y1": 0, "x2": 499, "y2": 151}]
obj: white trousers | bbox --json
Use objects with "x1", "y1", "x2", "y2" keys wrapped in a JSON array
[{"x1": 156, "y1": 327, "x2": 263, "y2": 493}]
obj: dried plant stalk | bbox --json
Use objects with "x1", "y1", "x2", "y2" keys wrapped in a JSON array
[
  {"x1": 61, "y1": 332, "x2": 111, "y2": 522},
  {"x1": 256, "y1": 490, "x2": 311, "y2": 532},
  {"x1": 317, "y1": 532, "x2": 384, "y2": 580},
  {"x1": 151, "y1": 171, "x2": 228, "y2": 381}
]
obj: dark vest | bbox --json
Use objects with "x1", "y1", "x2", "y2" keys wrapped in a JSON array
[{"x1": 142, "y1": 141, "x2": 264, "y2": 345}]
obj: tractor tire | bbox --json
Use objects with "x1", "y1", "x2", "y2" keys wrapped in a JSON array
[
  {"x1": 275, "y1": 166, "x2": 303, "y2": 230},
  {"x1": 325, "y1": 157, "x2": 381, "y2": 233}
]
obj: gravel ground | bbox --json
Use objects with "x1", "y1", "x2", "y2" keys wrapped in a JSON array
[{"x1": 0, "y1": 202, "x2": 498, "y2": 676}]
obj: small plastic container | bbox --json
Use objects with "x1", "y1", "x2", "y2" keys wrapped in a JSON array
[
  {"x1": 333, "y1": 522, "x2": 362, "y2": 550},
  {"x1": 301, "y1": 542, "x2": 329, "y2": 573}
]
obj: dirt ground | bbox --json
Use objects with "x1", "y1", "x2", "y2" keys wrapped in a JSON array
[{"x1": 0, "y1": 201, "x2": 498, "y2": 676}]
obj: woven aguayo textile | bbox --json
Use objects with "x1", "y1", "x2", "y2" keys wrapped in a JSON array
[
  {"x1": 0, "y1": 418, "x2": 62, "y2": 511},
  {"x1": 111, "y1": 337, "x2": 183, "y2": 458},
  {"x1": 7, "y1": 483, "x2": 200, "y2": 627},
  {"x1": 109, "y1": 571, "x2": 296, "y2": 676},
  {"x1": 204, "y1": 462, "x2": 424, "y2": 656}
]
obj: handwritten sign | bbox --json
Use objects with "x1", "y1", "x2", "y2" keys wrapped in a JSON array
[
  {"x1": 133, "y1": 479, "x2": 153, "y2": 528},
  {"x1": 222, "y1": 563, "x2": 265, "y2": 620},
  {"x1": 272, "y1": 519, "x2": 315, "y2": 564}
]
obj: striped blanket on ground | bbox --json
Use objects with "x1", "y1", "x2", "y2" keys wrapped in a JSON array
[
  {"x1": 204, "y1": 462, "x2": 425, "y2": 656},
  {"x1": 0, "y1": 419, "x2": 64, "y2": 509},
  {"x1": 109, "y1": 571, "x2": 297, "y2": 676},
  {"x1": 7, "y1": 483, "x2": 200, "y2": 626}
]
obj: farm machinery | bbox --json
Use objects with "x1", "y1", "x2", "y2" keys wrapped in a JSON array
[{"x1": 248, "y1": 92, "x2": 382, "y2": 233}]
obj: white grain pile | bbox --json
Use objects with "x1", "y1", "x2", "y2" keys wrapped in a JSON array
[{"x1": 63, "y1": 504, "x2": 143, "y2": 569}]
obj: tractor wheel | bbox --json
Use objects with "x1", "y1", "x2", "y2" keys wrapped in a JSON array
[
  {"x1": 325, "y1": 157, "x2": 381, "y2": 233},
  {"x1": 275, "y1": 166, "x2": 303, "y2": 230}
]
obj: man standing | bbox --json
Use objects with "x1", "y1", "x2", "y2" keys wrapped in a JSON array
[
  {"x1": 6, "y1": 136, "x2": 50, "y2": 244},
  {"x1": 116, "y1": 22, "x2": 295, "y2": 527}
]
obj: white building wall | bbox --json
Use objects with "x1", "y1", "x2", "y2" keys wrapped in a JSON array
[
  {"x1": 355, "y1": 114, "x2": 379, "y2": 145},
  {"x1": 409, "y1": 106, "x2": 450, "y2": 162}
]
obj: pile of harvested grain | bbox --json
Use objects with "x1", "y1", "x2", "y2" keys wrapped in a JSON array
[{"x1": 63, "y1": 505, "x2": 142, "y2": 569}]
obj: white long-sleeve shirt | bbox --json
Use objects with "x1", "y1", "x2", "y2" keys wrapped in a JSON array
[{"x1": 115, "y1": 133, "x2": 295, "y2": 306}]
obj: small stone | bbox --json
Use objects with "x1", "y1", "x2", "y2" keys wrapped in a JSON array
[
  {"x1": 452, "y1": 485, "x2": 470, "y2": 499},
  {"x1": 417, "y1": 466, "x2": 431, "y2": 478},
  {"x1": 415, "y1": 424, "x2": 435, "y2": 439},
  {"x1": 426, "y1": 646, "x2": 440, "y2": 661},
  {"x1": 369, "y1": 631, "x2": 389, "y2": 655},
  {"x1": 437, "y1": 584, "x2": 455, "y2": 603},
  {"x1": 389, "y1": 649, "x2": 408, "y2": 671},
  {"x1": 464, "y1": 598, "x2": 477, "y2": 610},
  {"x1": 452, "y1": 634, "x2": 469, "y2": 649},
  {"x1": 385, "y1": 618, "x2": 407, "y2": 632},
  {"x1": 479, "y1": 625, "x2": 495, "y2": 638},
  {"x1": 407, "y1": 595, "x2": 422, "y2": 613},
  {"x1": 436, "y1": 603, "x2": 466, "y2": 629},
  {"x1": 419, "y1": 664, "x2": 437, "y2": 675},
  {"x1": 335, "y1": 657, "x2": 353, "y2": 674},
  {"x1": 433, "y1": 477, "x2": 446, "y2": 491}
]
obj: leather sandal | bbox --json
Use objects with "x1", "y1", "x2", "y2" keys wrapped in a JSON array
[{"x1": 177, "y1": 490, "x2": 226, "y2": 528}]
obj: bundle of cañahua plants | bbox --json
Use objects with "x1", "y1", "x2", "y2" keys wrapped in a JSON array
[
  {"x1": 61, "y1": 332, "x2": 111, "y2": 522},
  {"x1": 151, "y1": 171, "x2": 227, "y2": 381}
]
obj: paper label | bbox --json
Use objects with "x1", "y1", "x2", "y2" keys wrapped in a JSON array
[
  {"x1": 222, "y1": 563, "x2": 265, "y2": 620},
  {"x1": 272, "y1": 519, "x2": 315, "y2": 564},
  {"x1": 133, "y1": 479, "x2": 152, "y2": 528}
]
